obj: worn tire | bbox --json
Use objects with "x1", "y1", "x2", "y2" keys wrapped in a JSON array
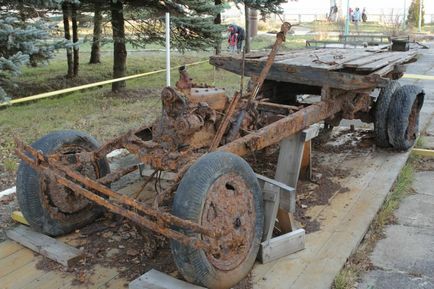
[
  {"x1": 387, "y1": 85, "x2": 425, "y2": 150},
  {"x1": 170, "y1": 152, "x2": 263, "y2": 289},
  {"x1": 374, "y1": 80, "x2": 401, "y2": 147},
  {"x1": 16, "y1": 130, "x2": 110, "y2": 236}
]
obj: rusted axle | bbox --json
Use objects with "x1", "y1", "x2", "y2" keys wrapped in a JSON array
[{"x1": 15, "y1": 139, "x2": 224, "y2": 253}]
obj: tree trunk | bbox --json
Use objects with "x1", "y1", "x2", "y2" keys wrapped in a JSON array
[
  {"x1": 62, "y1": 2, "x2": 73, "y2": 78},
  {"x1": 71, "y1": 3, "x2": 79, "y2": 77},
  {"x1": 244, "y1": 5, "x2": 250, "y2": 53},
  {"x1": 89, "y1": 6, "x2": 102, "y2": 64},
  {"x1": 111, "y1": 0, "x2": 127, "y2": 92},
  {"x1": 214, "y1": 0, "x2": 222, "y2": 55}
]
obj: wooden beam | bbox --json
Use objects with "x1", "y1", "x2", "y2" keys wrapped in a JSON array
[
  {"x1": 259, "y1": 228, "x2": 305, "y2": 263},
  {"x1": 6, "y1": 225, "x2": 82, "y2": 267}
]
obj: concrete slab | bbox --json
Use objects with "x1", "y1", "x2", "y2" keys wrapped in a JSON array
[
  {"x1": 370, "y1": 225, "x2": 434, "y2": 277},
  {"x1": 413, "y1": 172, "x2": 434, "y2": 196},
  {"x1": 358, "y1": 270, "x2": 434, "y2": 289},
  {"x1": 395, "y1": 194, "x2": 434, "y2": 229},
  {"x1": 420, "y1": 136, "x2": 434, "y2": 148}
]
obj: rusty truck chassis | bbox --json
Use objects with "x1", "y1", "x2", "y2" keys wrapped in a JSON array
[{"x1": 14, "y1": 23, "x2": 397, "y2": 255}]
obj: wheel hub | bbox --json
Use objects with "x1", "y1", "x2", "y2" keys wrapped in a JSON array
[{"x1": 201, "y1": 173, "x2": 256, "y2": 271}]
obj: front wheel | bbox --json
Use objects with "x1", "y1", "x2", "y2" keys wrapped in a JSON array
[
  {"x1": 170, "y1": 152, "x2": 263, "y2": 289},
  {"x1": 16, "y1": 130, "x2": 110, "y2": 236}
]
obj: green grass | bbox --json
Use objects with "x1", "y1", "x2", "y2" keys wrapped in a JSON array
[{"x1": 332, "y1": 161, "x2": 415, "y2": 289}]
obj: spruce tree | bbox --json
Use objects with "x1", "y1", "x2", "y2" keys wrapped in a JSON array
[
  {"x1": 0, "y1": 13, "x2": 61, "y2": 102},
  {"x1": 407, "y1": 0, "x2": 425, "y2": 28}
]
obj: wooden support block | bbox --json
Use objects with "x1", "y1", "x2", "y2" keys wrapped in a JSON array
[
  {"x1": 129, "y1": 269, "x2": 205, "y2": 289},
  {"x1": 262, "y1": 184, "x2": 280, "y2": 242},
  {"x1": 256, "y1": 173, "x2": 295, "y2": 213},
  {"x1": 300, "y1": 141, "x2": 312, "y2": 180},
  {"x1": 259, "y1": 229, "x2": 305, "y2": 264},
  {"x1": 5, "y1": 225, "x2": 82, "y2": 267},
  {"x1": 412, "y1": 148, "x2": 434, "y2": 157},
  {"x1": 11, "y1": 211, "x2": 29, "y2": 226}
]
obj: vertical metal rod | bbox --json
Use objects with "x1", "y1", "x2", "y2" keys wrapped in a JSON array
[
  {"x1": 418, "y1": 0, "x2": 423, "y2": 33},
  {"x1": 165, "y1": 12, "x2": 171, "y2": 86},
  {"x1": 344, "y1": 0, "x2": 350, "y2": 35}
]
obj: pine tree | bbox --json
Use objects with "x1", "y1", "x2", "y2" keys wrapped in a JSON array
[
  {"x1": 0, "y1": 15, "x2": 61, "y2": 102},
  {"x1": 407, "y1": 0, "x2": 425, "y2": 28}
]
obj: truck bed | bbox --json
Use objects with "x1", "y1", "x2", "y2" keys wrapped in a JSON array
[{"x1": 210, "y1": 48, "x2": 418, "y2": 90}]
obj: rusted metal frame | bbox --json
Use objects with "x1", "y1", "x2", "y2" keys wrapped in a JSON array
[
  {"x1": 97, "y1": 164, "x2": 139, "y2": 185},
  {"x1": 250, "y1": 22, "x2": 291, "y2": 101},
  {"x1": 209, "y1": 92, "x2": 241, "y2": 151},
  {"x1": 217, "y1": 96, "x2": 345, "y2": 157},
  {"x1": 253, "y1": 100, "x2": 301, "y2": 112},
  {"x1": 16, "y1": 148, "x2": 216, "y2": 252},
  {"x1": 15, "y1": 140, "x2": 221, "y2": 240}
]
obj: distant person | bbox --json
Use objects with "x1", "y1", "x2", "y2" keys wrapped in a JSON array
[
  {"x1": 349, "y1": 8, "x2": 354, "y2": 22},
  {"x1": 362, "y1": 8, "x2": 368, "y2": 22},
  {"x1": 328, "y1": 5, "x2": 338, "y2": 22},
  {"x1": 228, "y1": 24, "x2": 245, "y2": 53},
  {"x1": 353, "y1": 7, "x2": 361, "y2": 30},
  {"x1": 227, "y1": 27, "x2": 238, "y2": 53}
]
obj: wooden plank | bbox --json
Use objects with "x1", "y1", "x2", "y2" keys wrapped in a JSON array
[
  {"x1": 129, "y1": 269, "x2": 205, "y2": 289},
  {"x1": 259, "y1": 229, "x2": 305, "y2": 264},
  {"x1": 262, "y1": 185, "x2": 280, "y2": 242},
  {"x1": 356, "y1": 54, "x2": 408, "y2": 72},
  {"x1": 0, "y1": 240, "x2": 23, "y2": 260},
  {"x1": 275, "y1": 133, "x2": 305, "y2": 189},
  {"x1": 20, "y1": 271, "x2": 75, "y2": 289},
  {"x1": 0, "y1": 248, "x2": 33, "y2": 278},
  {"x1": 0, "y1": 260, "x2": 47, "y2": 289},
  {"x1": 6, "y1": 225, "x2": 82, "y2": 267},
  {"x1": 343, "y1": 51, "x2": 390, "y2": 68}
]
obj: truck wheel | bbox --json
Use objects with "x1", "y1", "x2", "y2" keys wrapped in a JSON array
[
  {"x1": 387, "y1": 85, "x2": 425, "y2": 150},
  {"x1": 374, "y1": 80, "x2": 401, "y2": 147},
  {"x1": 16, "y1": 130, "x2": 110, "y2": 236},
  {"x1": 171, "y1": 152, "x2": 263, "y2": 289}
]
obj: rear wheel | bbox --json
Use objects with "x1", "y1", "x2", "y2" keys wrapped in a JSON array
[
  {"x1": 170, "y1": 152, "x2": 263, "y2": 289},
  {"x1": 387, "y1": 85, "x2": 425, "y2": 150},
  {"x1": 374, "y1": 80, "x2": 401, "y2": 147},
  {"x1": 16, "y1": 130, "x2": 110, "y2": 236}
]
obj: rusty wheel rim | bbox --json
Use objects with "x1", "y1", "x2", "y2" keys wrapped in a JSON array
[
  {"x1": 41, "y1": 144, "x2": 98, "y2": 216},
  {"x1": 201, "y1": 173, "x2": 255, "y2": 271},
  {"x1": 406, "y1": 97, "x2": 420, "y2": 142}
]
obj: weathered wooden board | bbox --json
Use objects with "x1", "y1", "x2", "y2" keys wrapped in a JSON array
[
  {"x1": 210, "y1": 48, "x2": 418, "y2": 90},
  {"x1": 259, "y1": 229, "x2": 305, "y2": 264},
  {"x1": 6, "y1": 225, "x2": 83, "y2": 267},
  {"x1": 129, "y1": 269, "x2": 205, "y2": 289}
]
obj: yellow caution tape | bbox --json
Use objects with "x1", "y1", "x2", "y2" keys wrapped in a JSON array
[
  {"x1": 412, "y1": 148, "x2": 434, "y2": 157},
  {"x1": 403, "y1": 74, "x2": 434, "y2": 81},
  {"x1": 0, "y1": 60, "x2": 208, "y2": 108}
]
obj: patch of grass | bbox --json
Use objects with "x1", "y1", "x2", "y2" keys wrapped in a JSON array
[
  {"x1": 416, "y1": 136, "x2": 426, "y2": 148},
  {"x1": 332, "y1": 161, "x2": 415, "y2": 289},
  {"x1": 3, "y1": 158, "x2": 17, "y2": 172}
]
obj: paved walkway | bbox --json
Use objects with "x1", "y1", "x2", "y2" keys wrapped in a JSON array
[{"x1": 358, "y1": 45, "x2": 434, "y2": 289}]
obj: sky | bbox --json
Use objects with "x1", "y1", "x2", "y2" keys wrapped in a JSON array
[{"x1": 281, "y1": 0, "x2": 434, "y2": 15}]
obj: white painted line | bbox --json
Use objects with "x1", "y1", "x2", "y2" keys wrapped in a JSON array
[{"x1": 0, "y1": 186, "x2": 16, "y2": 198}]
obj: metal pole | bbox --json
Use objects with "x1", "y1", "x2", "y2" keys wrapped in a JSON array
[
  {"x1": 418, "y1": 0, "x2": 422, "y2": 32},
  {"x1": 403, "y1": 0, "x2": 407, "y2": 30},
  {"x1": 165, "y1": 12, "x2": 170, "y2": 86},
  {"x1": 344, "y1": 0, "x2": 350, "y2": 35}
]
